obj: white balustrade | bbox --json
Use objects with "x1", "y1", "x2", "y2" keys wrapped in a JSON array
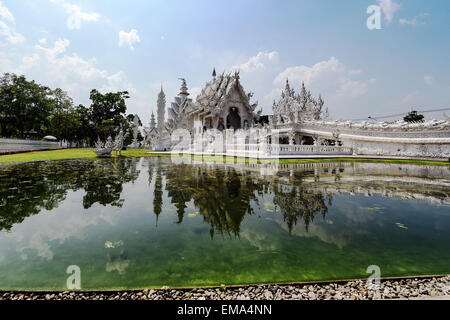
[{"x1": 218, "y1": 143, "x2": 352, "y2": 156}]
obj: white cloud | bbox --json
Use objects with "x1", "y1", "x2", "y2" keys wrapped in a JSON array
[
  {"x1": 273, "y1": 57, "x2": 369, "y2": 99},
  {"x1": 0, "y1": 2, "x2": 24, "y2": 44},
  {"x1": 20, "y1": 53, "x2": 40, "y2": 71},
  {"x1": 0, "y1": 20, "x2": 25, "y2": 44},
  {"x1": 35, "y1": 38, "x2": 70, "y2": 60},
  {"x1": 0, "y1": 1, "x2": 14, "y2": 24},
  {"x1": 231, "y1": 51, "x2": 279, "y2": 73},
  {"x1": 376, "y1": 0, "x2": 400, "y2": 23},
  {"x1": 401, "y1": 91, "x2": 419, "y2": 104},
  {"x1": 337, "y1": 80, "x2": 368, "y2": 98},
  {"x1": 189, "y1": 87, "x2": 202, "y2": 101},
  {"x1": 424, "y1": 75, "x2": 434, "y2": 86},
  {"x1": 0, "y1": 51, "x2": 13, "y2": 71},
  {"x1": 23, "y1": 38, "x2": 135, "y2": 102},
  {"x1": 101, "y1": 71, "x2": 136, "y2": 95},
  {"x1": 38, "y1": 37, "x2": 47, "y2": 44},
  {"x1": 275, "y1": 57, "x2": 345, "y2": 86},
  {"x1": 49, "y1": 0, "x2": 100, "y2": 30},
  {"x1": 263, "y1": 87, "x2": 282, "y2": 105},
  {"x1": 399, "y1": 13, "x2": 428, "y2": 26},
  {"x1": 118, "y1": 29, "x2": 140, "y2": 51}
]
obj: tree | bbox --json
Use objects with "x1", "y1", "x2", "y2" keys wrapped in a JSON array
[
  {"x1": 0, "y1": 73, "x2": 136, "y2": 145},
  {"x1": 88, "y1": 89, "x2": 130, "y2": 140},
  {"x1": 72, "y1": 104, "x2": 93, "y2": 143},
  {"x1": 403, "y1": 110, "x2": 424, "y2": 123},
  {"x1": 0, "y1": 73, "x2": 53, "y2": 138},
  {"x1": 48, "y1": 88, "x2": 74, "y2": 140}
]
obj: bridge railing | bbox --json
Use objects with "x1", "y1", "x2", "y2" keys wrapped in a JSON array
[{"x1": 222, "y1": 143, "x2": 353, "y2": 156}]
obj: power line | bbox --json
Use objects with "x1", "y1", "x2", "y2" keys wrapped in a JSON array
[
  {"x1": 350, "y1": 107, "x2": 450, "y2": 121},
  {"x1": 417, "y1": 107, "x2": 450, "y2": 113}
]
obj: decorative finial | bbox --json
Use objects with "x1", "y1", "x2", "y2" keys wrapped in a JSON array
[
  {"x1": 212, "y1": 67, "x2": 216, "y2": 79},
  {"x1": 178, "y1": 78, "x2": 189, "y2": 96}
]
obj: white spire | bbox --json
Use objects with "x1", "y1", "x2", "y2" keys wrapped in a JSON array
[
  {"x1": 150, "y1": 111, "x2": 156, "y2": 129},
  {"x1": 157, "y1": 84, "x2": 166, "y2": 132}
]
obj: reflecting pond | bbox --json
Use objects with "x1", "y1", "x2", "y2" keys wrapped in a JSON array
[{"x1": 0, "y1": 157, "x2": 449, "y2": 290}]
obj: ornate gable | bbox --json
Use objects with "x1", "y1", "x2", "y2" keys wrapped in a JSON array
[{"x1": 194, "y1": 71, "x2": 258, "y2": 118}]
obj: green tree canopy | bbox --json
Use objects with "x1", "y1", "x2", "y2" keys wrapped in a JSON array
[
  {"x1": 0, "y1": 72, "x2": 140, "y2": 145},
  {"x1": 0, "y1": 73, "x2": 53, "y2": 138},
  {"x1": 88, "y1": 89, "x2": 130, "y2": 140},
  {"x1": 404, "y1": 110, "x2": 425, "y2": 123}
]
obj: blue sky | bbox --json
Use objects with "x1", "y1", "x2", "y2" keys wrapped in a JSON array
[{"x1": 1, "y1": 0, "x2": 449, "y2": 123}]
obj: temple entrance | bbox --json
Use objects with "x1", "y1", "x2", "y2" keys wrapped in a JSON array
[
  {"x1": 226, "y1": 107, "x2": 241, "y2": 130},
  {"x1": 217, "y1": 118, "x2": 225, "y2": 131},
  {"x1": 302, "y1": 136, "x2": 315, "y2": 145}
]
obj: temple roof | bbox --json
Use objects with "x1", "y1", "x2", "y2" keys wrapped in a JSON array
[
  {"x1": 192, "y1": 71, "x2": 257, "y2": 116},
  {"x1": 273, "y1": 79, "x2": 324, "y2": 121}
]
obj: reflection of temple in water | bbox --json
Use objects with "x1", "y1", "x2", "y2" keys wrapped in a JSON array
[
  {"x1": 163, "y1": 162, "x2": 262, "y2": 237},
  {"x1": 145, "y1": 157, "x2": 450, "y2": 236},
  {"x1": 2, "y1": 156, "x2": 448, "y2": 235},
  {"x1": 221, "y1": 161, "x2": 450, "y2": 205},
  {"x1": 146, "y1": 157, "x2": 332, "y2": 235}
]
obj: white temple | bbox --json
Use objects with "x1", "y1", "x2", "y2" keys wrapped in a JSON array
[
  {"x1": 144, "y1": 69, "x2": 450, "y2": 160},
  {"x1": 166, "y1": 71, "x2": 261, "y2": 134}
]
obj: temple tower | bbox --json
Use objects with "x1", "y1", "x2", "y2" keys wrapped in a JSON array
[
  {"x1": 150, "y1": 111, "x2": 156, "y2": 130},
  {"x1": 157, "y1": 83, "x2": 166, "y2": 133}
]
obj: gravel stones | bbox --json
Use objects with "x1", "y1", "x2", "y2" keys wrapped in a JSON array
[{"x1": 0, "y1": 276, "x2": 448, "y2": 301}]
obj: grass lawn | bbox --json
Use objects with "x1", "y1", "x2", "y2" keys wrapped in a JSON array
[
  {"x1": 0, "y1": 148, "x2": 448, "y2": 166},
  {"x1": 0, "y1": 148, "x2": 154, "y2": 164}
]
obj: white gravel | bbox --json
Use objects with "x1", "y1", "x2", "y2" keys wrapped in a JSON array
[{"x1": 1, "y1": 276, "x2": 449, "y2": 300}]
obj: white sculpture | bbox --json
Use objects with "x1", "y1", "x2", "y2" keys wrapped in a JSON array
[
  {"x1": 130, "y1": 114, "x2": 140, "y2": 149},
  {"x1": 94, "y1": 136, "x2": 113, "y2": 157},
  {"x1": 113, "y1": 128, "x2": 128, "y2": 156}
]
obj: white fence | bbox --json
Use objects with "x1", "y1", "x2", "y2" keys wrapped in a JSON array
[
  {"x1": 0, "y1": 138, "x2": 60, "y2": 152},
  {"x1": 265, "y1": 144, "x2": 353, "y2": 155},
  {"x1": 186, "y1": 142, "x2": 353, "y2": 157}
]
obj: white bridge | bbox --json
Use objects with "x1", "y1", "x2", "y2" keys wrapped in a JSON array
[{"x1": 156, "y1": 118, "x2": 450, "y2": 160}]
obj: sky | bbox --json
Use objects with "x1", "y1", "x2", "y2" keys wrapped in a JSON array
[{"x1": 1, "y1": 0, "x2": 449, "y2": 124}]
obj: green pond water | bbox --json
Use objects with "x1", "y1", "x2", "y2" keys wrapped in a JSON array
[{"x1": 0, "y1": 157, "x2": 449, "y2": 290}]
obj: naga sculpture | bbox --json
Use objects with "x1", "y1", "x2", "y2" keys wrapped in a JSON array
[
  {"x1": 94, "y1": 136, "x2": 114, "y2": 157},
  {"x1": 94, "y1": 127, "x2": 129, "y2": 157}
]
